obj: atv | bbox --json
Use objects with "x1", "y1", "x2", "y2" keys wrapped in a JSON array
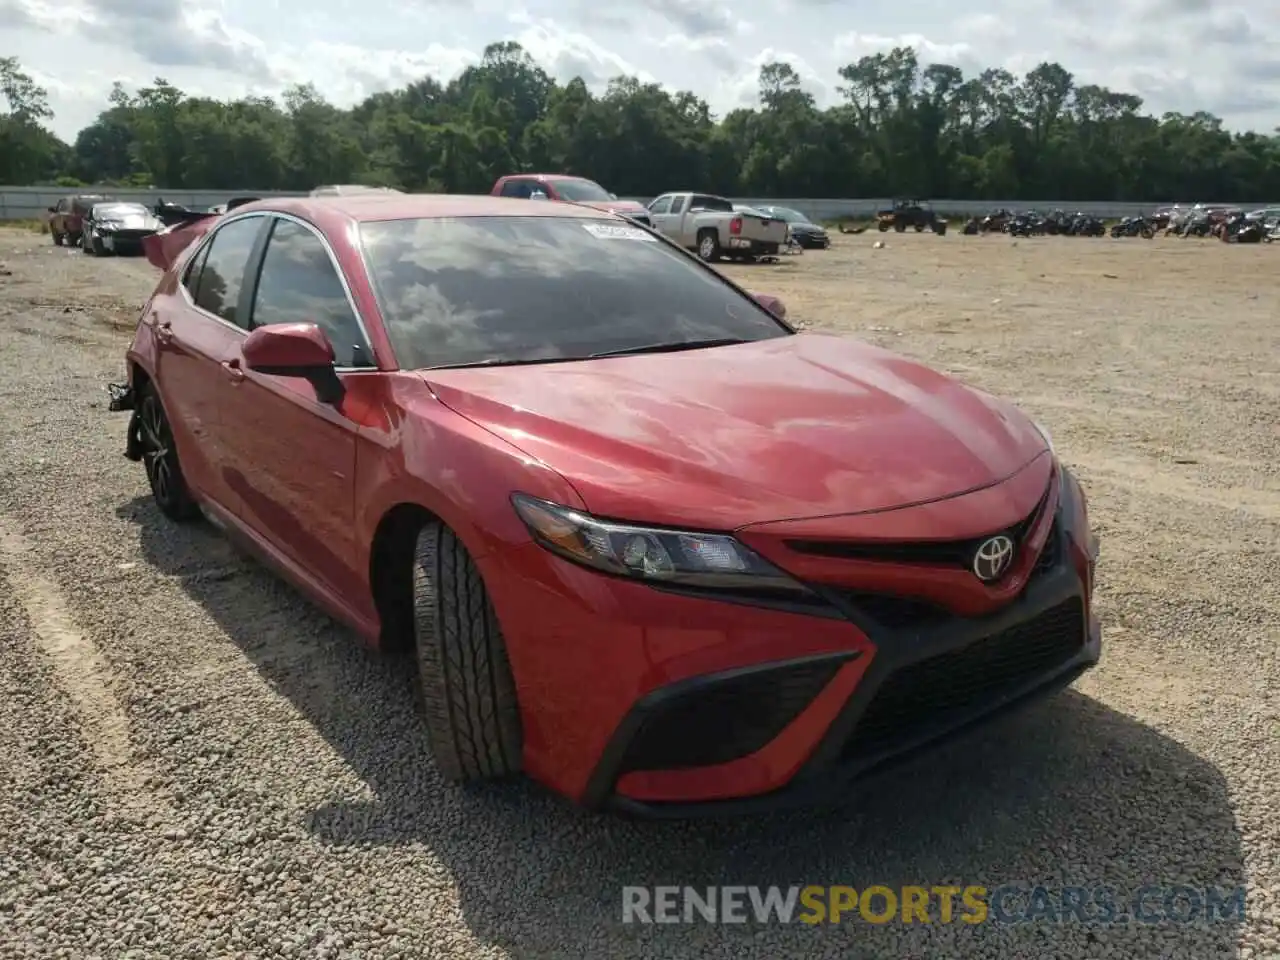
[{"x1": 876, "y1": 199, "x2": 948, "y2": 235}]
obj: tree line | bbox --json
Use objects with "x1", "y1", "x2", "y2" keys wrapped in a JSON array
[{"x1": 2, "y1": 44, "x2": 1279, "y2": 201}]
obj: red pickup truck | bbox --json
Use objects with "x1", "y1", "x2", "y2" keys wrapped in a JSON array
[{"x1": 490, "y1": 174, "x2": 653, "y2": 227}]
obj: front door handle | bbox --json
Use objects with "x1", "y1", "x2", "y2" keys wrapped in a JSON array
[
  {"x1": 221, "y1": 359, "x2": 245, "y2": 383},
  {"x1": 155, "y1": 321, "x2": 174, "y2": 344}
]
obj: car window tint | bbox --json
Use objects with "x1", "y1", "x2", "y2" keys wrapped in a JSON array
[
  {"x1": 251, "y1": 219, "x2": 370, "y2": 366},
  {"x1": 670, "y1": 196, "x2": 687, "y2": 214},
  {"x1": 501, "y1": 180, "x2": 532, "y2": 198},
  {"x1": 359, "y1": 215, "x2": 790, "y2": 370},
  {"x1": 192, "y1": 217, "x2": 262, "y2": 329},
  {"x1": 183, "y1": 239, "x2": 211, "y2": 296}
]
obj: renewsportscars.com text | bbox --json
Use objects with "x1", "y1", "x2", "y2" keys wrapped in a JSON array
[{"x1": 621, "y1": 884, "x2": 1247, "y2": 926}]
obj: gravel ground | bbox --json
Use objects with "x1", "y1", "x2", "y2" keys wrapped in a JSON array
[{"x1": 0, "y1": 226, "x2": 1276, "y2": 959}]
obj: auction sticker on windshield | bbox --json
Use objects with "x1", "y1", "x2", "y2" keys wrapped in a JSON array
[{"x1": 581, "y1": 223, "x2": 658, "y2": 241}]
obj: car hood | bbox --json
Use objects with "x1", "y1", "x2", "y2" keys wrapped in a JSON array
[
  {"x1": 423, "y1": 333, "x2": 1049, "y2": 530},
  {"x1": 789, "y1": 222, "x2": 826, "y2": 233},
  {"x1": 577, "y1": 199, "x2": 650, "y2": 217}
]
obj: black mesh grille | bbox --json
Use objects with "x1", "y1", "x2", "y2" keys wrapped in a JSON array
[
  {"x1": 616, "y1": 658, "x2": 846, "y2": 773},
  {"x1": 826, "y1": 590, "x2": 952, "y2": 630},
  {"x1": 840, "y1": 596, "x2": 1085, "y2": 762}
]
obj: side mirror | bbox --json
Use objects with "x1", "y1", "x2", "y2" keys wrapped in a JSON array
[
  {"x1": 752, "y1": 293, "x2": 787, "y2": 319},
  {"x1": 529, "y1": 190, "x2": 549, "y2": 201},
  {"x1": 241, "y1": 322, "x2": 345, "y2": 404}
]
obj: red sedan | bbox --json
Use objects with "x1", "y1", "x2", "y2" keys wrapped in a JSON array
[{"x1": 108, "y1": 194, "x2": 1102, "y2": 815}]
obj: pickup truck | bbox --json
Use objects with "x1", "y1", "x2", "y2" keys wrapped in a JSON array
[
  {"x1": 645, "y1": 192, "x2": 788, "y2": 261},
  {"x1": 489, "y1": 174, "x2": 653, "y2": 227}
]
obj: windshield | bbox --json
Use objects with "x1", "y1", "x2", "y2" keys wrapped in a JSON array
[
  {"x1": 550, "y1": 179, "x2": 613, "y2": 203},
  {"x1": 359, "y1": 216, "x2": 791, "y2": 369},
  {"x1": 766, "y1": 207, "x2": 809, "y2": 223},
  {"x1": 94, "y1": 203, "x2": 147, "y2": 218}
]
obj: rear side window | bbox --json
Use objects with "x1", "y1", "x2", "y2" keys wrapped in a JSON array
[
  {"x1": 182, "y1": 241, "x2": 211, "y2": 296},
  {"x1": 500, "y1": 179, "x2": 533, "y2": 198},
  {"x1": 250, "y1": 219, "x2": 372, "y2": 367},
  {"x1": 191, "y1": 217, "x2": 263, "y2": 328},
  {"x1": 670, "y1": 196, "x2": 687, "y2": 214}
]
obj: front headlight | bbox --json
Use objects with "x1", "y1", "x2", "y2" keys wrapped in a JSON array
[{"x1": 511, "y1": 494, "x2": 808, "y2": 593}]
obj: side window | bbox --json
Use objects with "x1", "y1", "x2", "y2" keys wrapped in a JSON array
[
  {"x1": 250, "y1": 219, "x2": 371, "y2": 367},
  {"x1": 56, "y1": 198, "x2": 69, "y2": 213},
  {"x1": 182, "y1": 239, "x2": 211, "y2": 296},
  {"x1": 192, "y1": 217, "x2": 263, "y2": 328},
  {"x1": 500, "y1": 179, "x2": 532, "y2": 198},
  {"x1": 670, "y1": 195, "x2": 687, "y2": 215},
  {"x1": 648, "y1": 196, "x2": 672, "y2": 215}
]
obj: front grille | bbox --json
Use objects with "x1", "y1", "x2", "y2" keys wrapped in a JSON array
[
  {"x1": 786, "y1": 484, "x2": 1051, "y2": 568},
  {"x1": 615, "y1": 657, "x2": 846, "y2": 773},
  {"x1": 840, "y1": 596, "x2": 1085, "y2": 762}
]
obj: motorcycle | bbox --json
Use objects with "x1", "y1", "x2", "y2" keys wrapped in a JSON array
[{"x1": 1110, "y1": 216, "x2": 1154, "y2": 239}]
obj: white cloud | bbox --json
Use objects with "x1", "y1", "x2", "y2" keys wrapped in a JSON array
[{"x1": 0, "y1": 0, "x2": 1277, "y2": 142}]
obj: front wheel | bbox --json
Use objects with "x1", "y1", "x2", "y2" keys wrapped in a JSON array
[
  {"x1": 137, "y1": 383, "x2": 200, "y2": 521},
  {"x1": 412, "y1": 522, "x2": 522, "y2": 783}
]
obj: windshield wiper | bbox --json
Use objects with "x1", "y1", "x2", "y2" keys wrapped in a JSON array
[
  {"x1": 587, "y1": 337, "x2": 752, "y2": 359},
  {"x1": 423, "y1": 356, "x2": 572, "y2": 370}
]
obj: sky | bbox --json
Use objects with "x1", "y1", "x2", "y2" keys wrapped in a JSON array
[{"x1": 2, "y1": 0, "x2": 1278, "y2": 142}]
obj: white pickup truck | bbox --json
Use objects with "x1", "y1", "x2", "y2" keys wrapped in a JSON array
[{"x1": 645, "y1": 191, "x2": 789, "y2": 262}]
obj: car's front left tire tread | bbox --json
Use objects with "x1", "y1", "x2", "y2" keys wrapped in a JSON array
[{"x1": 412, "y1": 522, "x2": 522, "y2": 783}]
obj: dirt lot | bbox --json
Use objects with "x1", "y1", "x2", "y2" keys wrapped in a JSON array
[{"x1": 0, "y1": 225, "x2": 1276, "y2": 959}]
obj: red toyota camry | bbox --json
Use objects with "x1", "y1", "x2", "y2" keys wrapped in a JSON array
[{"x1": 109, "y1": 193, "x2": 1102, "y2": 816}]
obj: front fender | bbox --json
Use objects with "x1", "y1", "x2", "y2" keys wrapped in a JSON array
[{"x1": 353, "y1": 395, "x2": 586, "y2": 570}]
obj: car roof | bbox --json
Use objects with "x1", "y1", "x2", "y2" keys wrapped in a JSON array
[
  {"x1": 234, "y1": 193, "x2": 625, "y2": 223},
  {"x1": 504, "y1": 173, "x2": 595, "y2": 182}
]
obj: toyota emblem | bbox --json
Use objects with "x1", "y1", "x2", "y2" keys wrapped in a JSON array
[{"x1": 972, "y1": 535, "x2": 1015, "y2": 582}]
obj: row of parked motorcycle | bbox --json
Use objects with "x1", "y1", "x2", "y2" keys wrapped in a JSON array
[{"x1": 959, "y1": 204, "x2": 1280, "y2": 243}]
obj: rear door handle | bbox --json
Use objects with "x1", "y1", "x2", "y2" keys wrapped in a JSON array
[{"x1": 221, "y1": 359, "x2": 245, "y2": 383}]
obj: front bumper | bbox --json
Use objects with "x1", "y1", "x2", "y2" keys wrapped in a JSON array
[
  {"x1": 792, "y1": 232, "x2": 830, "y2": 248},
  {"x1": 485, "y1": 467, "x2": 1101, "y2": 815},
  {"x1": 98, "y1": 230, "x2": 156, "y2": 253},
  {"x1": 604, "y1": 562, "x2": 1099, "y2": 817}
]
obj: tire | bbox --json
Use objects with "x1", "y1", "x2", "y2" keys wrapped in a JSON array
[
  {"x1": 92, "y1": 234, "x2": 107, "y2": 256},
  {"x1": 411, "y1": 522, "x2": 522, "y2": 783},
  {"x1": 137, "y1": 382, "x2": 200, "y2": 522},
  {"x1": 51, "y1": 228, "x2": 63, "y2": 246},
  {"x1": 877, "y1": 220, "x2": 890, "y2": 232},
  {"x1": 82, "y1": 231, "x2": 95, "y2": 255},
  {"x1": 696, "y1": 230, "x2": 721, "y2": 262},
  {"x1": 914, "y1": 223, "x2": 925, "y2": 232}
]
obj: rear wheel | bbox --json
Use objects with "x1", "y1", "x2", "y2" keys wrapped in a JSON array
[
  {"x1": 138, "y1": 383, "x2": 199, "y2": 521},
  {"x1": 696, "y1": 230, "x2": 721, "y2": 262},
  {"x1": 914, "y1": 223, "x2": 925, "y2": 232},
  {"x1": 411, "y1": 522, "x2": 522, "y2": 783}
]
